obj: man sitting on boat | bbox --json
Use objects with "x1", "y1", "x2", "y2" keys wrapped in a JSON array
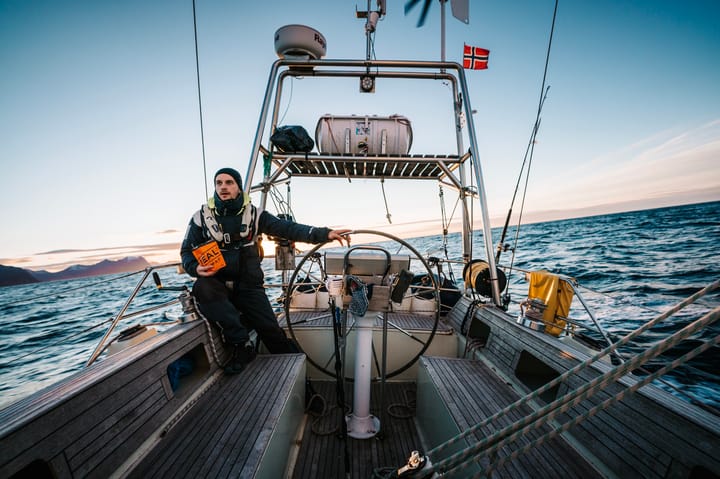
[{"x1": 180, "y1": 167, "x2": 351, "y2": 374}]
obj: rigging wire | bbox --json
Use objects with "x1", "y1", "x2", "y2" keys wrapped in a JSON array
[
  {"x1": 277, "y1": 77, "x2": 294, "y2": 126},
  {"x1": 192, "y1": 0, "x2": 209, "y2": 200},
  {"x1": 437, "y1": 185, "x2": 461, "y2": 282},
  {"x1": 268, "y1": 183, "x2": 295, "y2": 219},
  {"x1": 380, "y1": 178, "x2": 392, "y2": 223},
  {"x1": 497, "y1": 0, "x2": 559, "y2": 283}
]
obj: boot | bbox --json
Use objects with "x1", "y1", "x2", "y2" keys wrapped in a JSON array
[{"x1": 224, "y1": 344, "x2": 257, "y2": 375}]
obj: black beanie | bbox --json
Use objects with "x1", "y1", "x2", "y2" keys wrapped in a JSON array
[{"x1": 214, "y1": 167, "x2": 243, "y2": 190}]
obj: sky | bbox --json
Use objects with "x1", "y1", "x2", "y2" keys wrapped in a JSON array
[{"x1": 1, "y1": 0, "x2": 719, "y2": 272}]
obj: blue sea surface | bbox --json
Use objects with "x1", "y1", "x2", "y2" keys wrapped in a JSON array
[{"x1": 0, "y1": 201, "x2": 718, "y2": 410}]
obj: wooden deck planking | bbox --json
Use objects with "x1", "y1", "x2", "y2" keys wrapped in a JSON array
[
  {"x1": 128, "y1": 354, "x2": 305, "y2": 479},
  {"x1": 0, "y1": 320, "x2": 211, "y2": 478},
  {"x1": 419, "y1": 356, "x2": 605, "y2": 478},
  {"x1": 66, "y1": 382, "x2": 166, "y2": 475},
  {"x1": 449, "y1": 298, "x2": 720, "y2": 477},
  {"x1": 291, "y1": 381, "x2": 422, "y2": 479}
]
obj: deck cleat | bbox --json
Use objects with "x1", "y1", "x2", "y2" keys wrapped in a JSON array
[{"x1": 396, "y1": 450, "x2": 435, "y2": 478}]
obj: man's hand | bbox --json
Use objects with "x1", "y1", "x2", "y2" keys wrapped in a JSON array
[
  {"x1": 196, "y1": 265, "x2": 217, "y2": 277},
  {"x1": 328, "y1": 229, "x2": 352, "y2": 247}
]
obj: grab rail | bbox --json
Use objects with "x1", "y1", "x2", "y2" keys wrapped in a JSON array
[{"x1": 85, "y1": 264, "x2": 184, "y2": 367}]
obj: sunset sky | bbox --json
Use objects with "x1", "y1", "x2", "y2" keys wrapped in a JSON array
[{"x1": 1, "y1": 0, "x2": 719, "y2": 272}]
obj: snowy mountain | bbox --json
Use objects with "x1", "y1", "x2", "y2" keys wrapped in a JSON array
[{"x1": 0, "y1": 257, "x2": 151, "y2": 287}]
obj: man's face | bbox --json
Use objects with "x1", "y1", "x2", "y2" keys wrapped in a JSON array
[{"x1": 215, "y1": 173, "x2": 240, "y2": 201}]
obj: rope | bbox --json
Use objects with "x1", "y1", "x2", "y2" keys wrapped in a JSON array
[
  {"x1": 436, "y1": 184, "x2": 461, "y2": 283},
  {"x1": 483, "y1": 332, "x2": 720, "y2": 477},
  {"x1": 192, "y1": 297, "x2": 224, "y2": 366},
  {"x1": 277, "y1": 76, "x2": 294, "y2": 126},
  {"x1": 380, "y1": 178, "x2": 392, "y2": 223},
  {"x1": 330, "y1": 298, "x2": 351, "y2": 476},
  {"x1": 268, "y1": 184, "x2": 295, "y2": 219},
  {"x1": 386, "y1": 388, "x2": 416, "y2": 419},
  {"x1": 427, "y1": 279, "x2": 719, "y2": 459},
  {"x1": 498, "y1": 0, "x2": 558, "y2": 280},
  {"x1": 432, "y1": 303, "x2": 720, "y2": 476},
  {"x1": 307, "y1": 393, "x2": 345, "y2": 436},
  {"x1": 191, "y1": 0, "x2": 209, "y2": 200},
  {"x1": 439, "y1": 185, "x2": 448, "y2": 235}
]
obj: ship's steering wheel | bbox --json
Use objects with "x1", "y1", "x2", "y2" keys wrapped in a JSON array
[{"x1": 283, "y1": 230, "x2": 441, "y2": 380}]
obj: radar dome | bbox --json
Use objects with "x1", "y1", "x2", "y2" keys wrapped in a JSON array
[{"x1": 274, "y1": 25, "x2": 327, "y2": 60}]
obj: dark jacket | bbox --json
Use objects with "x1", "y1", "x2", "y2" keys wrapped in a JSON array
[{"x1": 181, "y1": 204, "x2": 330, "y2": 288}]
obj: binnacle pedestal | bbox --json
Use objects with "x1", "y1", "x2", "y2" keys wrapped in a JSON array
[{"x1": 345, "y1": 311, "x2": 380, "y2": 439}]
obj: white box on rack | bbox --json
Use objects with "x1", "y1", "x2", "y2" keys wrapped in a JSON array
[{"x1": 315, "y1": 114, "x2": 413, "y2": 155}]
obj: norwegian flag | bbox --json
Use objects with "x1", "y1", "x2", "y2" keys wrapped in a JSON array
[{"x1": 463, "y1": 44, "x2": 490, "y2": 70}]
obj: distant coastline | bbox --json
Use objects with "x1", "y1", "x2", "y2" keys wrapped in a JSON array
[
  {"x1": 0, "y1": 257, "x2": 151, "y2": 287},
  {"x1": 1, "y1": 198, "x2": 717, "y2": 278}
]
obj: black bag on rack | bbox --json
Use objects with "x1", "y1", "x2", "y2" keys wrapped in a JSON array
[{"x1": 270, "y1": 125, "x2": 314, "y2": 153}]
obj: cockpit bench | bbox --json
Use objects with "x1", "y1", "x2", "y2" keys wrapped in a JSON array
[
  {"x1": 129, "y1": 353, "x2": 305, "y2": 479},
  {"x1": 417, "y1": 356, "x2": 604, "y2": 478}
]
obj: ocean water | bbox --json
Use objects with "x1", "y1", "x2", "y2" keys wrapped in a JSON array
[{"x1": 0, "y1": 201, "x2": 718, "y2": 410}]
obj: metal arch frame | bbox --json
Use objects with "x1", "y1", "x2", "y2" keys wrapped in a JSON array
[{"x1": 244, "y1": 57, "x2": 502, "y2": 306}]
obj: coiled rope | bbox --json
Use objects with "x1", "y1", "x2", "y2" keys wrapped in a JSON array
[{"x1": 427, "y1": 278, "x2": 719, "y2": 473}]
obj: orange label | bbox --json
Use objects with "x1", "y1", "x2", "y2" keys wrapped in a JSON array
[{"x1": 192, "y1": 241, "x2": 226, "y2": 272}]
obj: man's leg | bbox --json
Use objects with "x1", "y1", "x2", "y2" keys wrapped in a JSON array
[
  {"x1": 193, "y1": 277, "x2": 250, "y2": 345},
  {"x1": 193, "y1": 278, "x2": 256, "y2": 374},
  {"x1": 233, "y1": 288, "x2": 298, "y2": 354}
]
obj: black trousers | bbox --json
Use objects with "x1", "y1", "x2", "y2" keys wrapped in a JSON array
[{"x1": 192, "y1": 277, "x2": 297, "y2": 353}]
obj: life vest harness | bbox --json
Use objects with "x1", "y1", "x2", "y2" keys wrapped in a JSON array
[{"x1": 193, "y1": 194, "x2": 263, "y2": 248}]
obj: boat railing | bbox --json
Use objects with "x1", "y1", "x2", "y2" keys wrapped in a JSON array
[
  {"x1": 505, "y1": 267, "x2": 622, "y2": 353},
  {"x1": 85, "y1": 263, "x2": 193, "y2": 366},
  {"x1": 557, "y1": 274, "x2": 625, "y2": 360}
]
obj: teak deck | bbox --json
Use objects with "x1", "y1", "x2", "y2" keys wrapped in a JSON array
[
  {"x1": 418, "y1": 356, "x2": 605, "y2": 478},
  {"x1": 291, "y1": 381, "x2": 422, "y2": 479},
  {"x1": 129, "y1": 354, "x2": 305, "y2": 479}
]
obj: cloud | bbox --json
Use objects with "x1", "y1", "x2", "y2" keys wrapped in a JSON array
[
  {"x1": 530, "y1": 120, "x2": 720, "y2": 211},
  {"x1": 2, "y1": 242, "x2": 182, "y2": 273}
]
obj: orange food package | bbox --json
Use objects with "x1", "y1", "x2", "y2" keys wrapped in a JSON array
[{"x1": 192, "y1": 240, "x2": 226, "y2": 272}]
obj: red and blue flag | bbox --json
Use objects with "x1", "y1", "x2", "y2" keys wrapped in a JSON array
[{"x1": 463, "y1": 44, "x2": 489, "y2": 70}]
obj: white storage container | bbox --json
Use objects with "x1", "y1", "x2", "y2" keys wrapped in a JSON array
[{"x1": 315, "y1": 115, "x2": 412, "y2": 155}]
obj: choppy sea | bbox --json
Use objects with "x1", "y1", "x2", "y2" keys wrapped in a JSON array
[{"x1": 1, "y1": 201, "x2": 718, "y2": 410}]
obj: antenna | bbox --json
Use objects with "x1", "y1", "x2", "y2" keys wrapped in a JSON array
[
  {"x1": 356, "y1": 0, "x2": 386, "y2": 92},
  {"x1": 356, "y1": 0, "x2": 386, "y2": 59}
]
